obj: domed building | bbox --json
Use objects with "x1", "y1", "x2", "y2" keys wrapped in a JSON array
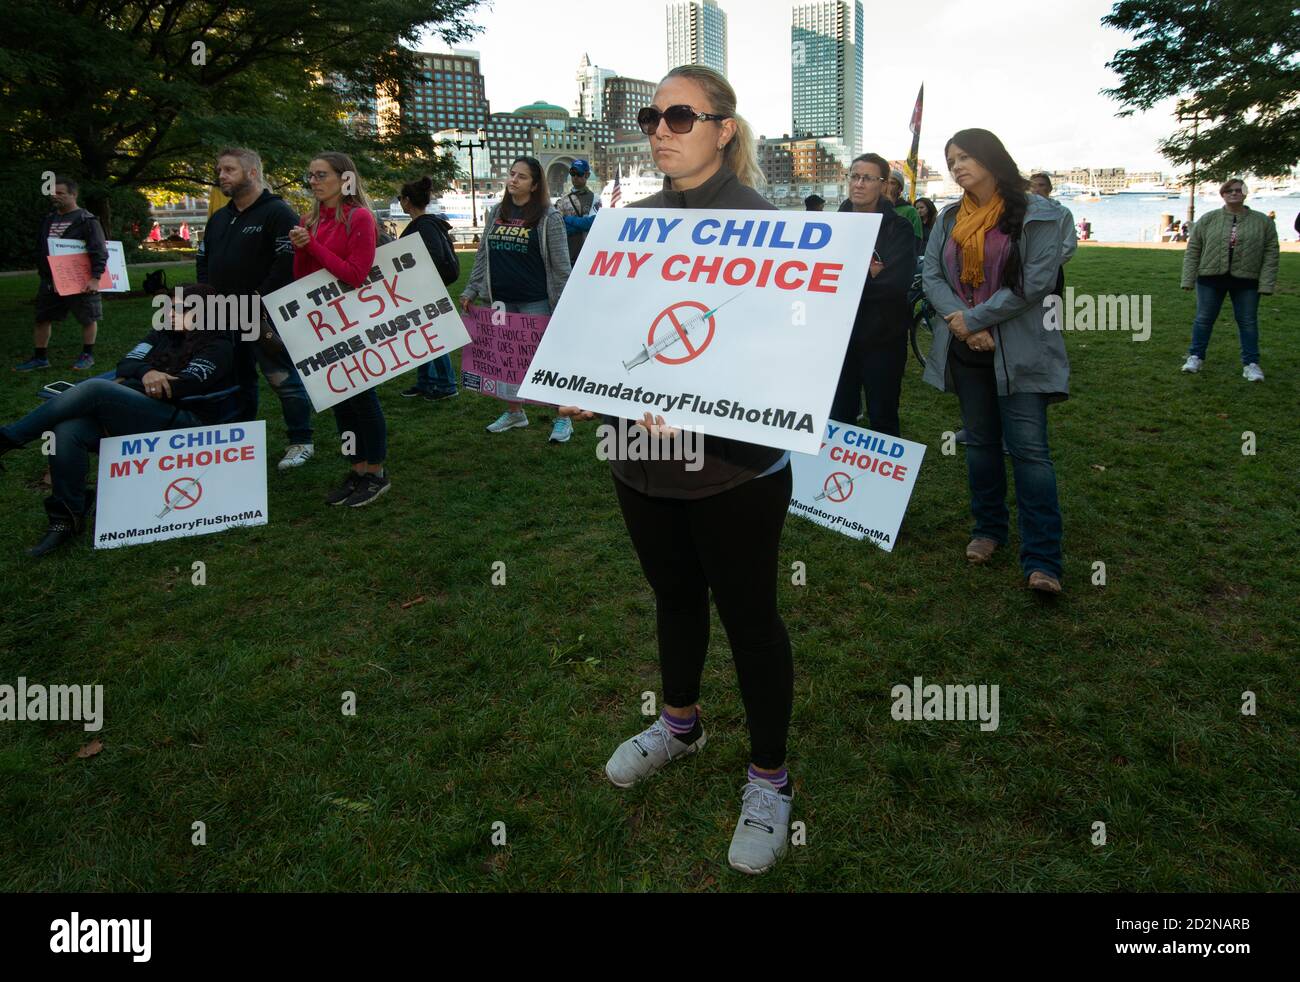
[
  {"x1": 514, "y1": 101, "x2": 570, "y2": 129},
  {"x1": 480, "y1": 99, "x2": 615, "y2": 198}
]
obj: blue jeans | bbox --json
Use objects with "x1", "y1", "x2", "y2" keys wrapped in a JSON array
[
  {"x1": 1189, "y1": 277, "x2": 1260, "y2": 365},
  {"x1": 948, "y1": 353, "x2": 1063, "y2": 580},
  {"x1": 498, "y1": 299, "x2": 551, "y2": 408},
  {"x1": 253, "y1": 341, "x2": 314, "y2": 444},
  {"x1": 499, "y1": 299, "x2": 551, "y2": 316},
  {"x1": 415, "y1": 353, "x2": 458, "y2": 396},
  {"x1": 1, "y1": 378, "x2": 200, "y2": 515},
  {"x1": 333, "y1": 389, "x2": 386, "y2": 465}
]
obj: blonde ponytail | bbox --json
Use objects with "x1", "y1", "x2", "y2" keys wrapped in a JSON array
[{"x1": 661, "y1": 65, "x2": 765, "y2": 189}]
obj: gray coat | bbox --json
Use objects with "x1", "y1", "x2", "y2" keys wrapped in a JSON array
[
  {"x1": 463, "y1": 203, "x2": 571, "y2": 311},
  {"x1": 922, "y1": 193, "x2": 1071, "y2": 402}
]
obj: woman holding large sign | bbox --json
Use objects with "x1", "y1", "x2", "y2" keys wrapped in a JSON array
[
  {"x1": 289, "y1": 152, "x2": 390, "y2": 508},
  {"x1": 459, "y1": 157, "x2": 573, "y2": 443},
  {"x1": 561, "y1": 66, "x2": 796, "y2": 875},
  {"x1": 921, "y1": 129, "x2": 1069, "y2": 594}
]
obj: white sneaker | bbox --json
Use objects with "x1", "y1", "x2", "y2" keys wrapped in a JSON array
[
  {"x1": 1243, "y1": 363, "x2": 1264, "y2": 382},
  {"x1": 605, "y1": 716, "x2": 706, "y2": 788},
  {"x1": 1180, "y1": 355, "x2": 1203, "y2": 374},
  {"x1": 728, "y1": 777, "x2": 793, "y2": 875},
  {"x1": 548, "y1": 417, "x2": 573, "y2": 443},
  {"x1": 485, "y1": 410, "x2": 528, "y2": 433},
  {"x1": 277, "y1": 443, "x2": 315, "y2": 470}
]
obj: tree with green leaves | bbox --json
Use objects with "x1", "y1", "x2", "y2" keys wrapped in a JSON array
[
  {"x1": 0, "y1": 0, "x2": 483, "y2": 261},
  {"x1": 1102, "y1": 0, "x2": 1300, "y2": 180}
]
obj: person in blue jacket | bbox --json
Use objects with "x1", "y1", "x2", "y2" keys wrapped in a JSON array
[{"x1": 554, "y1": 159, "x2": 601, "y2": 262}]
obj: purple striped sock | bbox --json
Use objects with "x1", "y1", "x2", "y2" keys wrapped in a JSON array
[
  {"x1": 661, "y1": 708, "x2": 697, "y2": 735},
  {"x1": 749, "y1": 765, "x2": 789, "y2": 789}
]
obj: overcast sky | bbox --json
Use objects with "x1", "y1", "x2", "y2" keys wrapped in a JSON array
[{"x1": 418, "y1": 0, "x2": 1185, "y2": 174}]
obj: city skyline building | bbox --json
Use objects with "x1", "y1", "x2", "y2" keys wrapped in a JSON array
[
  {"x1": 381, "y1": 49, "x2": 490, "y2": 137},
  {"x1": 575, "y1": 54, "x2": 616, "y2": 121},
  {"x1": 666, "y1": 0, "x2": 728, "y2": 75},
  {"x1": 603, "y1": 75, "x2": 658, "y2": 134},
  {"x1": 791, "y1": 1, "x2": 862, "y2": 155}
]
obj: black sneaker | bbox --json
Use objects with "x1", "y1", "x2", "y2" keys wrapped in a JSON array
[
  {"x1": 324, "y1": 471, "x2": 362, "y2": 506},
  {"x1": 422, "y1": 389, "x2": 459, "y2": 402},
  {"x1": 399, "y1": 386, "x2": 424, "y2": 398},
  {"x1": 344, "y1": 472, "x2": 391, "y2": 508}
]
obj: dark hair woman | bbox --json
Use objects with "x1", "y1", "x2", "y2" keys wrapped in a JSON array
[
  {"x1": 0, "y1": 283, "x2": 238, "y2": 556},
  {"x1": 460, "y1": 156, "x2": 572, "y2": 442},
  {"x1": 920, "y1": 128, "x2": 1070, "y2": 594},
  {"x1": 289, "y1": 151, "x2": 389, "y2": 507},
  {"x1": 398, "y1": 175, "x2": 462, "y2": 402},
  {"x1": 560, "y1": 64, "x2": 795, "y2": 875},
  {"x1": 915, "y1": 197, "x2": 938, "y2": 250}
]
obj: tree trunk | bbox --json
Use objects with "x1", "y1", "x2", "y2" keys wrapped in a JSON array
[{"x1": 85, "y1": 190, "x2": 113, "y2": 239}]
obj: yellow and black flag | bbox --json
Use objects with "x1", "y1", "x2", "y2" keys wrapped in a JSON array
[{"x1": 904, "y1": 84, "x2": 924, "y2": 204}]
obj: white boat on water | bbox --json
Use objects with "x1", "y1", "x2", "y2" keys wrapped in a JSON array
[
  {"x1": 431, "y1": 191, "x2": 501, "y2": 228},
  {"x1": 600, "y1": 171, "x2": 663, "y2": 209}
]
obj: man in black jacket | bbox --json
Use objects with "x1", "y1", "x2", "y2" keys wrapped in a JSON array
[
  {"x1": 831, "y1": 153, "x2": 915, "y2": 437},
  {"x1": 197, "y1": 147, "x2": 314, "y2": 470},
  {"x1": 17, "y1": 177, "x2": 108, "y2": 373}
]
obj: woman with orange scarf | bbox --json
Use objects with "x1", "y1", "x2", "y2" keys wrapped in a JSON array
[{"x1": 920, "y1": 129, "x2": 1072, "y2": 594}]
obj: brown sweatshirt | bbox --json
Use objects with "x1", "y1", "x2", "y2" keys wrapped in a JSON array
[{"x1": 606, "y1": 166, "x2": 784, "y2": 499}]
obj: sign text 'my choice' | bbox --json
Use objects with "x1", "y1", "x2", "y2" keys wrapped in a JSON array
[{"x1": 587, "y1": 215, "x2": 845, "y2": 293}]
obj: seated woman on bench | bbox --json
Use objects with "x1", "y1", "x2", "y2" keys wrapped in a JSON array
[{"x1": 1, "y1": 283, "x2": 238, "y2": 557}]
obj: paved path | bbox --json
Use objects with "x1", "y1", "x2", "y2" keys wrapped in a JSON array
[{"x1": 0, "y1": 259, "x2": 195, "y2": 279}]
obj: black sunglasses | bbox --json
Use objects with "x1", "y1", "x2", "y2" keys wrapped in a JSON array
[{"x1": 637, "y1": 105, "x2": 731, "y2": 136}]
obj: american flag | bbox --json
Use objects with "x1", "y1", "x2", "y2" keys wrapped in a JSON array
[{"x1": 609, "y1": 168, "x2": 622, "y2": 208}]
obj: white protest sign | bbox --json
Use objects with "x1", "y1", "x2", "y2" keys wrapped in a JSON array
[
  {"x1": 93, "y1": 420, "x2": 268, "y2": 549},
  {"x1": 262, "y1": 236, "x2": 471, "y2": 412},
  {"x1": 514, "y1": 208, "x2": 881, "y2": 454},
  {"x1": 47, "y1": 238, "x2": 130, "y2": 292},
  {"x1": 789, "y1": 419, "x2": 926, "y2": 551}
]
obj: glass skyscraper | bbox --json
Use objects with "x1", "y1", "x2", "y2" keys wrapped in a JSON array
[
  {"x1": 791, "y1": 1, "x2": 863, "y2": 154},
  {"x1": 666, "y1": 0, "x2": 728, "y2": 76}
]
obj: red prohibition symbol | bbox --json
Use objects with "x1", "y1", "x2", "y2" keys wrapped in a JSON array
[
  {"x1": 647, "y1": 300, "x2": 717, "y2": 365},
  {"x1": 822, "y1": 471, "x2": 854, "y2": 503},
  {"x1": 164, "y1": 476, "x2": 203, "y2": 510}
]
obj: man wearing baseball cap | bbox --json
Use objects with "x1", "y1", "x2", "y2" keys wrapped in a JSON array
[
  {"x1": 886, "y1": 168, "x2": 924, "y2": 254},
  {"x1": 555, "y1": 158, "x2": 601, "y2": 262}
]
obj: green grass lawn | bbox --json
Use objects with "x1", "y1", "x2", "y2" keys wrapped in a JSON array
[{"x1": 0, "y1": 249, "x2": 1296, "y2": 892}]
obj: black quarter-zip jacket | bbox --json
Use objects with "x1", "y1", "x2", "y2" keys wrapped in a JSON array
[{"x1": 196, "y1": 189, "x2": 298, "y2": 298}]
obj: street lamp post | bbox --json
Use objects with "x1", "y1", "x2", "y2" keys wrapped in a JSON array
[
  {"x1": 456, "y1": 128, "x2": 488, "y2": 228},
  {"x1": 1176, "y1": 100, "x2": 1213, "y2": 226}
]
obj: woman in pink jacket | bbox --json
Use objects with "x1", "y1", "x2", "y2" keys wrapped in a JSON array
[{"x1": 290, "y1": 152, "x2": 390, "y2": 507}]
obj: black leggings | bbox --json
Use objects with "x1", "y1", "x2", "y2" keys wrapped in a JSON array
[{"x1": 613, "y1": 465, "x2": 794, "y2": 769}]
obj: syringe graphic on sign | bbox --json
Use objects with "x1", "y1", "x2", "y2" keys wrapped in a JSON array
[
  {"x1": 622, "y1": 292, "x2": 744, "y2": 371},
  {"x1": 156, "y1": 465, "x2": 212, "y2": 519},
  {"x1": 813, "y1": 472, "x2": 856, "y2": 503}
]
